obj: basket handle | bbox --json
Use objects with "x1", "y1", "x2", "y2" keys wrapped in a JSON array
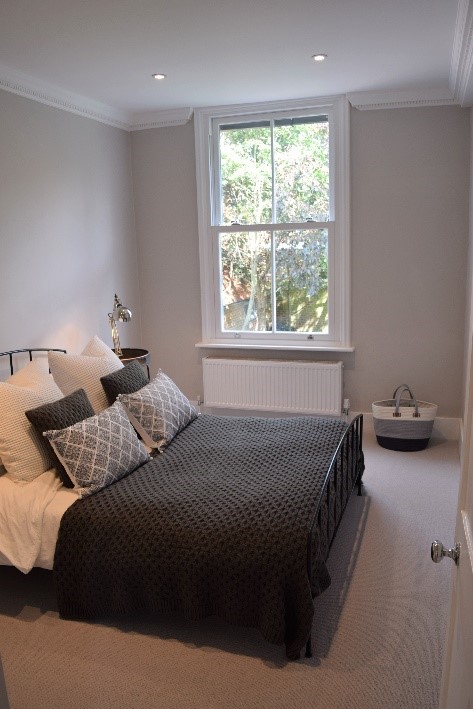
[{"x1": 392, "y1": 384, "x2": 420, "y2": 417}]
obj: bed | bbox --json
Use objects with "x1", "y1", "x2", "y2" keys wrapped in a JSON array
[{"x1": 0, "y1": 342, "x2": 364, "y2": 660}]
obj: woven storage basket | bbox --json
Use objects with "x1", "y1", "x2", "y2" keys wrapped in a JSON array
[{"x1": 372, "y1": 384, "x2": 437, "y2": 451}]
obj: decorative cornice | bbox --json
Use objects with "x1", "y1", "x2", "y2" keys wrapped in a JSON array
[
  {"x1": 0, "y1": 64, "x2": 130, "y2": 130},
  {"x1": 1, "y1": 56, "x2": 464, "y2": 130},
  {"x1": 450, "y1": 0, "x2": 473, "y2": 106},
  {"x1": 347, "y1": 88, "x2": 456, "y2": 111},
  {"x1": 0, "y1": 63, "x2": 195, "y2": 131},
  {"x1": 129, "y1": 107, "x2": 194, "y2": 131}
]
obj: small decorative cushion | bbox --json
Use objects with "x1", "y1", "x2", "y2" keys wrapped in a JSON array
[
  {"x1": 117, "y1": 370, "x2": 198, "y2": 450},
  {"x1": 48, "y1": 336, "x2": 123, "y2": 414},
  {"x1": 100, "y1": 360, "x2": 149, "y2": 405},
  {"x1": 25, "y1": 389, "x2": 96, "y2": 488},
  {"x1": 0, "y1": 359, "x2": 63, "y2": 482},
  {"x1": 43, "y1": 400, "x2": 150, "y2": 498}
]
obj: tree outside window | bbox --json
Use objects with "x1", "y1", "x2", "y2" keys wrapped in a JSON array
[{"x1": 218, "y1": 117, "x2": 329, "y2": 334}]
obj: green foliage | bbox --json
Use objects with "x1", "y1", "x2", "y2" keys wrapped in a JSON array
[
  {"x1": 221, "y1": 127, "x2": 272, "y2": 224},
  {"x1": 274, "y1": 123, "x2": 329, "y2": 223},
  {"x1": 219, "y1": 118, "x2": 330, "y2": 333}
]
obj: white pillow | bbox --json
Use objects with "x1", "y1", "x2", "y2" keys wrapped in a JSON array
[
  {"x1": 82, "y1": 335, "x2": 119, "y2": 358},
  {"x1": 0, "y1": 359, "x2": 63, "y2": 482},
  {"x1": 48, "y1": 336, "x2": 123, "y2": 414},
  {"x1": 43, "y1": 400, "x2": 150, "y2": 498}
]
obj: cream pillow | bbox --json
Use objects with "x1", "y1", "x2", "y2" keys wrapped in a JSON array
[
  {"x1": 82, "y1": 334, "x2": 119, "y2": 358},
  {"x1": 48, "y1": 336, "x2": 123, "y2": 414},
  {"x1": 0, "y1": 359, "x2": 63, "y2": 482}
]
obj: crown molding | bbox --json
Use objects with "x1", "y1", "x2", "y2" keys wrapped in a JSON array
[
  {"x1": 129, "y1": 107, "x2": 194, "y2": 131},
  {"x1": 1, "y1": 56, "x2": 463, "y2": 131},
  {"x1": 347, "y1": 88, "x2": 456, "y2": 111},
  {"x1": 0, "y1": 63, "x2": 195, "y2": 131},
  {"x1": 0, "y1": 63, "x2": 130, "y2": 130},
  {"x1": 450, "y1": 0, "x2": 473, "y2": 106}
]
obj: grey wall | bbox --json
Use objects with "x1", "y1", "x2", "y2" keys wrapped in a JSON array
[
  {"x1": 350, "y1": 106, "x2": 469, "y2": 417},
  {"x1": 1, "y1": 91, "x2": 469, "y2": 418},
  {"x1": 0, "y1": 90, "x2": 141, "y2": 364},
  {"x1": 131, "y1": 122, "x2": 203, "y2": 399},
  {"x1": 132, "y1": 105, "x2": 470, "y2": 417}
]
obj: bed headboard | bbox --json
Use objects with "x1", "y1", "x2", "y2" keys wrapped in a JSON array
[{"x1": 0, "y1": 348, "x2": 66, "y2": 377}]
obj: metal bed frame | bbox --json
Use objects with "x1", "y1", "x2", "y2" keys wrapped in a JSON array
[
  {"x1": 1, "y1": 347, "x2": 364, "y2": 661},
  {"x1": 305, "y1": 413, "x2": 364, "y2": 658},
  {"x1": 0, "y1": 348, "x2": 66, "y2": 376}
]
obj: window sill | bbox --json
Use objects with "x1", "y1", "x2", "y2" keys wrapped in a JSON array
[{"x1": 195, "y1": 341, "x2": 355, "y2": 353}]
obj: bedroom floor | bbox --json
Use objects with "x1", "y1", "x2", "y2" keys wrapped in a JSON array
[{"x1": 0, "y1": 426, "x2": 460, "y2": 709}]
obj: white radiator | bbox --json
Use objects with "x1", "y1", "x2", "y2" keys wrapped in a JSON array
[{"x1": 202, "y1": 358, "x2": 343, "y2": 416}]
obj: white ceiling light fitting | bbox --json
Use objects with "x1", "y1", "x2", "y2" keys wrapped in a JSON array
[
  {"x1": 152, "y1": 73, "x2": 167, "y2": 80},
  {"x1": 312, "y1": 54, "x2": 327, "y2": 62}
]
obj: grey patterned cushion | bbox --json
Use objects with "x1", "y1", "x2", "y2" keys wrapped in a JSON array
[
  {"x1": 25, "y1": 388, "x2": 95, "y2": 488},
  {"x1": 43, "y1": 401, "x2": 150, "y2": 497},
  {"x1": 100, "y1": 360, "x2": 149, "y2": 405},
  {"x1": 117, "y1": 370, "x2": 198, "y2": 450}
]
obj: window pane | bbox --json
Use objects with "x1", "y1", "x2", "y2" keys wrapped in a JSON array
[
  {"x1": 219, "y1": 124, "x2": 272, "y2": 225},
  {"x1": 220, "y1": 231, "x2": 272, "y2": 331},
  {"x1": 274, "y1": 118, "x2": 329, "y2": 222},
  {"x1": 275, "y1": 229, "x2": 328, "y2": 333}
]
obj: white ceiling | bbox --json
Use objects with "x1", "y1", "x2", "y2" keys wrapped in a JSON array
[{"x1": 0, "y1": 0, "x2": 472, "y2": 129}]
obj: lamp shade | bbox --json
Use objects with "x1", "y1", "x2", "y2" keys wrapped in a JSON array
[{"x1": 113, "y1": 302, "x2": 132, "y2": 323}]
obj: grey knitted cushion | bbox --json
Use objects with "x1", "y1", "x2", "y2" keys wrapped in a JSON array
[
  {"x1": 25, "y1": 388, "x2": 95, "y2": 487},
  {"x1": 100, "y1": 360, "x2": 149, "y2": 405}
]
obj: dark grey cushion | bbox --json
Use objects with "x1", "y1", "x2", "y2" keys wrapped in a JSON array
[
  {"x1": 25, "y1": 389, "x2": 95, "y2": 487},
  {"x1": 100, "y1": 360, "x2": 149, "y2": 405}
]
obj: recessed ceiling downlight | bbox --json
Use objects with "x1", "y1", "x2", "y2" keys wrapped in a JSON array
[
  {"x1": 312, "y1": 54, "x2": 327, "y2": 62},
  {"x1": 152, "y1": 73, "x2": 167, "y2": 80}
]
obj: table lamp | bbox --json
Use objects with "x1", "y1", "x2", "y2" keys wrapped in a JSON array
[{"x1": 108, "y1": 294, "x2": 132, "y2": 357}]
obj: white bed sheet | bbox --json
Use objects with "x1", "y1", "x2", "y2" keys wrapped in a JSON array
[{"x1": 0, "y1": 468, "x2": 78, "y2": 573}]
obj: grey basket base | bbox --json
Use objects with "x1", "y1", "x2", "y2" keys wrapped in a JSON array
[{"x1": 376, "y1": 435, "x2": 430, "y2": 452}]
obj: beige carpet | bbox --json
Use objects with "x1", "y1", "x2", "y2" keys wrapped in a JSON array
[{"x1": 0, "y1": 426, "x2": 460, "y2": 709}]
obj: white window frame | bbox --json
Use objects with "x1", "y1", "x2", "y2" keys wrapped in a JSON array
[{"x1": 194, "y1": 95, "x2": 352, "y2": 352}]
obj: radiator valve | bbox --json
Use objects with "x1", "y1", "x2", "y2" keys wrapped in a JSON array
[{"x1": 342, "y1": 398, "x2": 351, "y2": 417}]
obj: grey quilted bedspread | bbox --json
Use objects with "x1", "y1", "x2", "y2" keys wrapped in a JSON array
[{"x1": 54, "y1": 414, "x2": 356, "y2": 658}]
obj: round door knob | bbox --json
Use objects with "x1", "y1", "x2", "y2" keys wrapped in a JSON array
[{"x1": 431, "y1": 540, "x2": 460, "y2": 565}]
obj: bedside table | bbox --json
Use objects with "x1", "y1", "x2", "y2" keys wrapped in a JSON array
[{"x1": 114, "y1": 348, "x2": 150, "y2": 379}]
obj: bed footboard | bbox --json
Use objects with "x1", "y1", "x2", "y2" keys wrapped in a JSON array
[{"x1": 305, "y1": 414, "x2": 364, "y2": 658}]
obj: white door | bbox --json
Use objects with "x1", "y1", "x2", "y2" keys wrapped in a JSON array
[{"x1": 439, "y1": 332, "x2": 473, "y2": 708}]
